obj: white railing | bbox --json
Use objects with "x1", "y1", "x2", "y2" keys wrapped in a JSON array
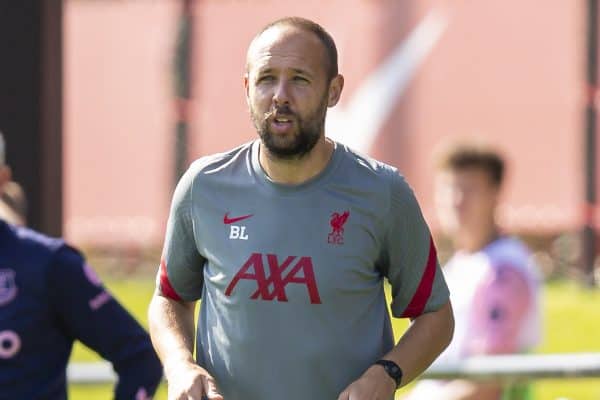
[
  {"x1": 68, "y1": 362, "x2": 116, "y2": 383},
  {"x1": 422, "y1": 353, "x2": 600, "y2": 382},
  {"x1": 67, "y1": 353, "x2": 600, "y2": 384}
]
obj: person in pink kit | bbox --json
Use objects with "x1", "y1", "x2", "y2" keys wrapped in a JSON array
[{"x1": 405, "y1": 141, "x2": 542, "y2": 400}]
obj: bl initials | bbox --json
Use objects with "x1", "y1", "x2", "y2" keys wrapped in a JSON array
[{"x1": 229, "y1": 226, "x2": 249, "y2": 240}]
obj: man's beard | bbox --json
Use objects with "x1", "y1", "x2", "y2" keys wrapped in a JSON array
[{"x1": 251, "y1": 97, "x2": 328, "y2": 160}]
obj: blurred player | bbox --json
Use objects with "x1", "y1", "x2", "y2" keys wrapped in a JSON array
[
  {"x1": 0, "y1": 131, "x2": 163, "y2": 399},
  {"x1": 0, "y1": 180, "x2": 27, "y2": 226},
  {"x1": 404, "y1": 141, "x2": 542, "y2": 400},
  {"x1": 149, "y1": 17, "x2": 453, "y2": 400},
  {"x1": 0, "y1": 136, "x2": 23, "y2": 226}
]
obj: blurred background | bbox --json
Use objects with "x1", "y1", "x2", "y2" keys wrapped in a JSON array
[{"x1": 0, "y1": 0, "x2": 598, "y2": 399}]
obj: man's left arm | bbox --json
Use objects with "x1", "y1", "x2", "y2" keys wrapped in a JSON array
[
  {"x1": 339, "y1": 172, "x2": 454, "y2": 400},
  {"x1": 338, "y1": 301, "x2": 453, "y2": 400}
]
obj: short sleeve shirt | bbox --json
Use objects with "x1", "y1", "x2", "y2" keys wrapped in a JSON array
[{"x1": 158, "y1": 140, "x2": 449, "y2": 400}]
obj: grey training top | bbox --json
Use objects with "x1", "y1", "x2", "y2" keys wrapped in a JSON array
[{"x1": 157, "y1": 140, "x2": 449, "y2": 400}]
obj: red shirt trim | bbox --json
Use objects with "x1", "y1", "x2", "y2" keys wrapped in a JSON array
[
  {"x1": 159, "y1": 259, "x2": 182, "y2": 302},
  {"x1": 401, "y1": 236, "x2": 437, "y2": 318}
]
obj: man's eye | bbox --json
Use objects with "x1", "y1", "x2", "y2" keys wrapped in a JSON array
[
  {"x1": 293, "y1": 76, "x2": 309, "y2": 83},
  {"x1": 257, "y1": 76, "x2": 274, "y2": 83}
]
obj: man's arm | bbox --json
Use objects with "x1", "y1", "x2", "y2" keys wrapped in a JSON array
[
  {"x1": 48, "y1": 246, "x2": 163, "y2": 399},
  {"x1": 148, "y1": 292, "x2": 223, "y2": 400},
  {"x1": 383, "y1": 300, "x2": 454, "y2": 385},
  {"x1": 337, "y1": 300, "x2": 454, "y2": 400},
  {"x1": 151, "y1": 159, "x2": 222, "y2": 399},
  {"x1": 338, "y1": 172, "x2": 453, "y2": 400}
]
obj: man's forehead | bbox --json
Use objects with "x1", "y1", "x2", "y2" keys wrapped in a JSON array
[
  {"x1": 247, "y1": 25, "x2": 324, "y2": 68},
  {"x1": 252, "y1": 25, "x2": 294, "y2": 49},
  {"x1": 438, "y1": 168, "x2": 496, "y2": 187}
]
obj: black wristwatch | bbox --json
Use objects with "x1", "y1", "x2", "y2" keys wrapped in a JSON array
[{"x1": 374, "y1": 359, "x2": 403, "y2": 388}]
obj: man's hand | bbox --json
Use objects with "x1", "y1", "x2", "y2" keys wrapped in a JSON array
[
  {"x1": 337, "y1": 364, "x2": 396, "y2": 400},
  {"x1": 166, "y1": 362, "x2": 224, "y2": 400}
]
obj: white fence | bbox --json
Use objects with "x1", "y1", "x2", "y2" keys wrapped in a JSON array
[
  {"x1": 67, "y1": 352, "x2": 600, "y2": 384},
  {"x1": 422, "y1": 353, "x2": 600, "y2": 382}
]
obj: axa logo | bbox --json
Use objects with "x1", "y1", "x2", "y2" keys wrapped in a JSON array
[
  {"x1": 224, "y1": 212, "x2": 252, "y2": 240},
  {"x1": 225, "y1": 252, "x2": 321, "y2": 304},
  {"x1": 0, "y1": 269, "x2": 18, "y2": 306},
  {"x1": 328, "y1": 211, "x2": 350, "y2": 245}
]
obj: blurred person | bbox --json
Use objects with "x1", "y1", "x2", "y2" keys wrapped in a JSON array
[
  {"x1": 148, "y1": 16, "x2": 454, "y2": 400},
  {"x1": 0, "y1": 180, "x2": 27, "y2": 225},
  {"x1": 0, "y1": 131, "x2": 163, "y2": 399},
  {"x1": 404, "y1": 142, "x2": 542, "y2": 400},
  {"x1": 0, "y1": 136, "x2": 22, "y2": 226}
]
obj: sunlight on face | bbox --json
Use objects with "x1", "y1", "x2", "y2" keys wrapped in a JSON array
[
  {"x1": 245, "y1": 26, "x2": 332, "y2": 159},
  {"x1": 435, "y1": 168, "x2": 500, "y2": 236}
]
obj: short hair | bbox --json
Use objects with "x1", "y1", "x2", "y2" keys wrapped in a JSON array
[
  {"x1": 249, "y1": 17, "x2": 339, "y2": 81},
  {"x1": 435, "y1": 141, "x2": 505, "y2": 186}
]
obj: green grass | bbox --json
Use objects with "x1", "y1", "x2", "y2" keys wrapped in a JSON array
[
  {"x1": 532, "y1": 281, "x2": 600, "y2": 400},
  {"x1": 69, "y1": 279, "x2": 600, "y2": 399}
]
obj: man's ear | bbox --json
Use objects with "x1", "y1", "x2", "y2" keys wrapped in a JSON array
[
  {"x1": 327, "y1": 74, "x2": 344, "y2": 107},
  {"x1": 244, "y1": 74, "x2": 250, "y2": 104}
]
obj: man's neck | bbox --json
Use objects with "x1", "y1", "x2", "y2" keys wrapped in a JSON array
[
  {"x1": 455, "y1": 223, "x2": 499, "y2": 253},
  {"x1": 258, "y1": 137, "x2": 335, "y2": 185}
]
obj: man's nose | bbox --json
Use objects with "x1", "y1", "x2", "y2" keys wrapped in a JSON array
[{"x1": 272, "y1": 80, "x2": 290, "y2": 105}]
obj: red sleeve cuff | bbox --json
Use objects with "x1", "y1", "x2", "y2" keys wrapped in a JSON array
[
  {"x1": 401, "y1": 236, "x2": 437, "y2": 318},
  {"x1": 159, "y1": 259, "x2": 182, "y2": 302}
]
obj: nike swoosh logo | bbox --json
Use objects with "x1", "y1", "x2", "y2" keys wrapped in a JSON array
[
  {"x1": 326, "y1": 8, "x2": 450, "y2": 153},
  {"x1": 223, "y1": 213, "x2": 253, "y2": 224}
]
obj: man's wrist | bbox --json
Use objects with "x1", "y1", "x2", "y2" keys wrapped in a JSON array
[
  {"x1": 374, "y1": 359, "x2": 403, "y2": 388},
  {"x1": 163, "y1": 355, "x2": 196, "y2": 378}
]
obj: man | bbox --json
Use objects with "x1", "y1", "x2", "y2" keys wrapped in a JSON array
[
  {"x1": 1, "y1": 180, "x2": 27, "y2": 226},
  {"x1": 405, "y1": 142, "x2": 542, "y2": 400},
  {"x1": 0, "y1": 131, "x2": 163, "y2": 399},
  {"x1": 148, "y1": 17, "x2": 454, "y2": 400},
  {"x1": 0, "y1": 136, "x2": 21, "y2": 226}
]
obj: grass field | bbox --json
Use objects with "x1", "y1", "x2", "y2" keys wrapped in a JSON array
[{"x1": 69, "y1": 278, "x2": 600, "y2": 400}]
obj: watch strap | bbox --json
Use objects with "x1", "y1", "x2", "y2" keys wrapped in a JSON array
[{"x1": 374, "y1": 359, "x2": 403, "y2": 388}]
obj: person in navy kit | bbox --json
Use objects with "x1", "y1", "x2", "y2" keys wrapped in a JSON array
[{"x1": 0, "y1": 131, "x2": 163, "y2": 399}]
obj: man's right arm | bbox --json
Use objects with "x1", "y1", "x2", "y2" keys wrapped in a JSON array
[
  {"x1": 150, "y1": 161, "x2": 223, "y2": 399},
  {"x1": 148, "y1": 292, "x2": 223, "y2": 400},
  {"x1": 147, "y1": 292, "x2": 196, "y2": 378}
]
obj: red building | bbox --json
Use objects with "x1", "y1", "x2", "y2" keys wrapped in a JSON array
[{"x1": 63, "y1": 0, "x2": 587, "y2": 248}]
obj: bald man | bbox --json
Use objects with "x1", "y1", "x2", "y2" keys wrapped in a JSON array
[{"x1": 148, "y1": 17, "x2": 454, "y2": 400}]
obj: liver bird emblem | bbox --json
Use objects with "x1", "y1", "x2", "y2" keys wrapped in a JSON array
[{"x1": 328, "y1": 210, "x2": 350, "y2": 244}]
